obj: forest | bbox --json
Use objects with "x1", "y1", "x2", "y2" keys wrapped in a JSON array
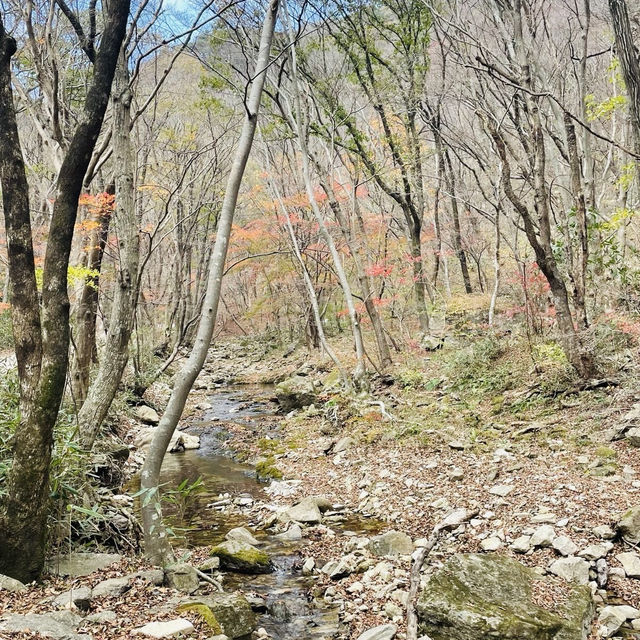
[{"x1": 2, "y1": 0, "x2": 640, "y2": 638}]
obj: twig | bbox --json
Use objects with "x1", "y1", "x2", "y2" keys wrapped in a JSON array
[{"x1": 195, "y1": 568, "x2": 223, "y2": 592}]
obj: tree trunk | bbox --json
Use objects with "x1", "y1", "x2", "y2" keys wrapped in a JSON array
[
  {"x1": 140, "y1": 0, "x2": 279, "y2": 566},
  {"x1": 72, "y1": 188, "x2": 113, "y2": 405},
  {"x1": 0, "y1": 0, "x2": 129, "y2": 582},
  {"x1": 79, "y1": 50, "x2": 140, "y2": 450},
  {"x1": 609, "y1": 0, "x2": 640, "y2": 153}
]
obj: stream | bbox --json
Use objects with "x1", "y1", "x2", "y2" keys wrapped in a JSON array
[{"x1": 159, "y1": 386, "x2": 379, "y2": 640}]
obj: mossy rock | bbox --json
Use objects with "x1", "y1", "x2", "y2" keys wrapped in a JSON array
[
  {"x1": 209, "y1": 540, "x2": 273, "y2": 574},
  {"x1": 417, "y1": 553, "x2": 593, "y2": 640},
  {"x1": 256, "y1": 457, "x2": 283, "y2": 480},
  {"x1": 179, "y1": 594, "x2": 255, "y2": 639},
  {"x1": 176, "y1": 604, "x2": 223, "y2": 634}
]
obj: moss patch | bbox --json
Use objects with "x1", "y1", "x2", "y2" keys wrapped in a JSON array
[
  {"x1": 210, "y1": 540, "x2": 273, "y2": 574},
  {"x1": 177, "y1": 603, "x2": 223, "y2": 634}
]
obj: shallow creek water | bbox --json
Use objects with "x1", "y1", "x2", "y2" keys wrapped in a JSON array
[{"x1": 159, "y1": 386, "x2": 381, "y2": 640}]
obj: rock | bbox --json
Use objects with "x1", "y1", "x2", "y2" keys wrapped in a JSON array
[
  {"x1": 448, "y1": 441, "x2": 466, "y2": 450},
  {"x1": 511, "y1": 535, "x2": 532, "y2": 554},
  {"x1": 0, "y1": 573, "x2": 27, "y2": 592},
  {"x1": 135, "y1": 619, "x2": 195, "y2": 638},
  {"x1": 86, "y1": 611, "x2": 117, "y2": 623},
  {"x1": 488, "y1": 485, "x2": 514, "y2": 497},
  {"x1": 225, "y1": 527, "x2": 260, "y2": 546},
  {"x1": 356, "y1": 624, "x2": 397, "y2": 640},
  {"x1": 302, "y1": 558, "x2": 315, "y2": 576},
  {"x1": 549, "y1": 556, "x2": 591, "y2": 585},
  {"x1": 179, "y1": 594, "x2": 255, "y2": 638},
  {"x1": 134, "y1": 428, "x2": 199, "y2": 452},
  {"x1": 333, "y1": 437, "x2": 355, "y2": 453},
  {"x1": 275, "y1": 376, "x2": 318, "y2": 411},
  {"x1": 53, "y1": 586, "x2": 92, "y2": 611},
  {"x1": 92, "y1": 576, "x2": 130, "y2": 598},
  {"x1": 421, "y1": 334, "x2": 444, "y2": 351},
  {"x1": 322, "y1": 557, "x2": 354, "y2": 580},
  {"x1": 283, "y1": 497, "x2": 327, "y2": 524},
  {"x1": 136, "y1": 569, "x2": 165, "y2": 586},
  {"x1": 530, "y1": 525, "x2": 555, "y2": 548},
  {"x1": 449, "y1": 467, "x2": 465, "y2": 481},
  {"x1": 165, "y1": 563, "x2": 200, "y2": 594},
  {"x1": 209, "y1": 540, "x2": 272, "y2": 574},
  {"x1": 198, "y1": 557, "x2": 221, "y2": 573},
  {"x1": 597, "y1": 605, "x2": 640, "y2": 638},
  {"x1": 134, "y1": 405, "x2": 160, "y2": 425},
  {"x1": 626, "y1": 427, "x2": 640, "y2": 447},
  {"x1": 46, "y1": 552, "x2": 121, "y2": 577},
  {"x1": 0, "y1": 613, "x2": 91, "y2": 639},
  {"x1": 593, "y1": 525, "x2": 616, "y2": 540},
  {"x1": 369, "y1": 530, "x2": 413, "y2": 557},
  {"x1": 617, "y1": 506, "x2": 640, "y2": 544},
  {"x1": 417, "y1": 553, "x2": 593, "y2": 640},
  {"x1": 578, "y1": 543, "x2": 613, "y2": 561},
  {"x1": 553, "y1": 536, "x2": 579, "y2": 557},
  {"x1": 616, "y1": 552, "x2": 640, "y2": 578},
  {"x1": 275, "y1": 523, "x2": 303, "y2": 541},
  {"x1": 480, "y1": 536, "x2": 503, "y2": 552}
]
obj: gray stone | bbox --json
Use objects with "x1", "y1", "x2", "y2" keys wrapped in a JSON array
[
  {"x1": 302, "y1": 557, "x2": 315, "y2": 576},
  {"x1": 511, "y1": 535, "x2": 532, "y2": 554},
  {"x1": 275, "y1": 523, "x2": 303, "y2": 541},
  {"x1": 488, "y1": 485, "x2": 514, "y2": 497},
  {"x1": 134, "y1": 405, "x2": 160, "y2": 425},
  {"x1": 135, "y1": 619, "x2": 194, "y2": 638},
  {"x1": 616, "y1": 552, "x2": 640, "y2": 578},
  {"x1": 136, "y1": 569, "x2": 165, "y2": 585},
  {"x1": 275, "y1": 376, "x2": 317, "y2": 411},
  {"x1": 46, "y1": 552, "x2": 121, "y2": 577},
  {"x1": 165, "y1": 563, "x2": 200, "y2": 594},
  {"x1": 356, "y1": 624, "x2": 397, "y2": 640},
  {"x1": 0, "y1": 573, "x2": 27, "y2": 592},
  {"x1": 333, "y1": 437, "x2": 356, "y2": 453},
  {"x1": 417, "y1": 553, "x2": 593, "y2": 640},
  {"x1": 225, "y1": 527, "x2": 259, "y2": 546},
  {"x1": 617, "y1": 505, "x2": 640, "y2": 544},
  {"x1": 369, "y1": 530, "x2": 413, "y2": 557},
  {"x1": 0, "y1": 613, "x2": 91, "y2": 639},
  {"x1": 198, "y1": 557, "x2": 221, "y2": 573},
  {"x1": 283, "y1": 497, "x2": 327, "y2": 524},
  {"x1": 209, "y1": 540, "x2": 273, "y2": 574},
  {"x1": 626, "y1": 427, "x2": 640, "y2": 447},
  {"x1": 480, "y1": 536, "x2": 502, "y2": 552},
  {"x1": 53, "y1": 586, "x2": 92, "y2": 611},
  {"x1": 92, "y1": 576, "x2": 130, "y2": 598},
  {"x1": 549, "y1": 556, "x2": 591, "y2": 585},
  {"x1": 530, "y1": 525, "x2": 555, "y2": 548},
  {"x1": 86, "y1": 611, "x2": 117, "y2": 623},
  {"x1": 578, "y1": 542, "x2": 613, "y2": 561},
  {"x1": 179, "y1": 593, "x2": 255, "y2": 639},
  {"x1": 592, "y1": 525, "x2": 616, "y2": 540},
  {"x1": 597, "y1": 605, "x2": 640, "y2": 638},
  {"x1": 552, "y1": 536, "x2": 578, "y2": 557}
]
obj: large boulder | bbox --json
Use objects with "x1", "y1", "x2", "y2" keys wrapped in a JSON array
[
  {"x1": 417, "y1": 553, "x2": 593, "y2": 640},
  {"x1": 209, "y1": 540, "x2": 273, "y2": 574},
  {"x1": 179, "y1": 593, "x2": 255, "y2": 639},
  {"x1": 275, "y1": 376, "x2": 318, "y2": 411}
]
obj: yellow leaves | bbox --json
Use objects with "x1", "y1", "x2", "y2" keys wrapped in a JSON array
[
  {"x1": 585, "y1": 93, "x2": 626, "y2": 121},
  {"x1": 600, "y1": 207, "x2": 637, "y2": 231}
]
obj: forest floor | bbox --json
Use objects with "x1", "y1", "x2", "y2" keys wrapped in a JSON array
[{"x1": 3, "y1": 322, "x2": 640, "y2": 639}]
